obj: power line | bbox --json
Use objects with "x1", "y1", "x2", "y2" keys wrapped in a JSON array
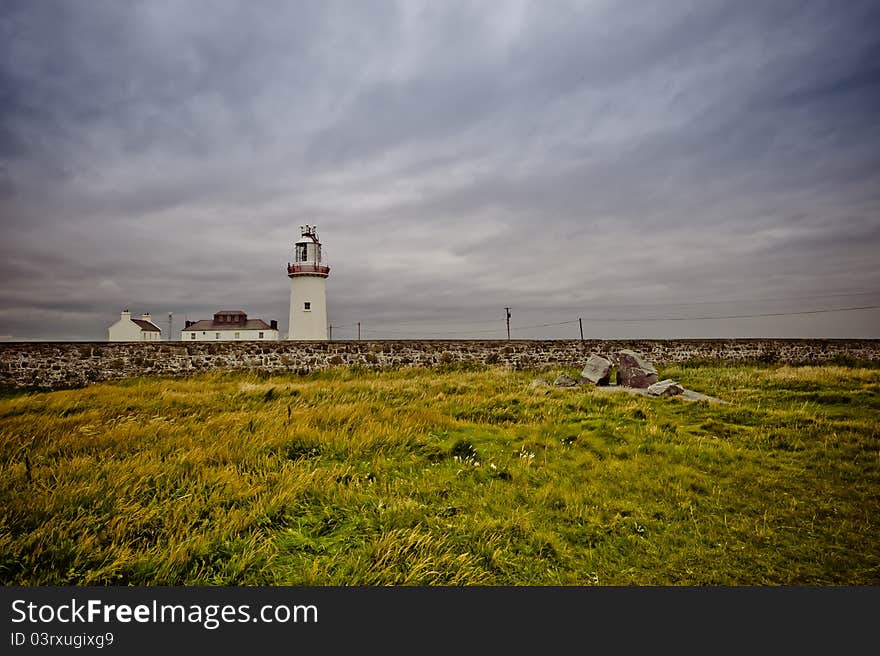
[
  {"x1": 578, "y1": 305, "x2": 880, "y2": 322},
  {"x1": 512, "y1": 320, "x2": 580, "y2": 331},
  {"x1": 361, "y1": 326, "x2": 505, "y2": 336},
  {"x1": 557, "y1": 290, "x2": 880, "y2": 311},
  {"x1": 351, "y1": 317, "x2": 506, "y2": 327},
  {"x1": 345, "y1": 305, "x2": 879, "y2": 338},
  {"x1": 360, "y1": 319, "x2": 580, "y2": 337},
  {"x1": 340, "y1": 291, "x2": 880, "y2": 329}
]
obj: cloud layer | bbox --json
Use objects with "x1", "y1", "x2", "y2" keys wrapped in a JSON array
[{"x1": 1, "y1": 0, "x2": 879, "y2": 340}]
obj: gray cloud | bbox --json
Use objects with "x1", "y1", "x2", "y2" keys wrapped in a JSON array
[{"x1": 1, "y1": 0, "x2": 878, "y2": 341}]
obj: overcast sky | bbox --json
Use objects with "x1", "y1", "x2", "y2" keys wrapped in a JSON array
[{"x1": 1, "y1": 0, "x2": 878, "y2": 341}]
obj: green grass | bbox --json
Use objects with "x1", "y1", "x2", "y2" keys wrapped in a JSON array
[{"x1": 1, "y1": 362, "x2": 878, "y2": 585}]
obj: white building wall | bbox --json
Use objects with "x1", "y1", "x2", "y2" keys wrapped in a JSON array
[
  {"x1": 288, "y1": 276, "x2": 328, "y2": 340},
  {"x1": 109, "y1": 318, "x2": 143, "y2": 341},
  {"x1": 108, "y1": 311, "x2": 161, "y2": 341},
  {"x1": 181, "y1": 328, "x2": 279, "y2": 342}
]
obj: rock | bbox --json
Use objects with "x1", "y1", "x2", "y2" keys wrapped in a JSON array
[
  {"x1": 617, "y1": 349, "x2": 658, "y2": 388},
  {"x1": 529, "y1": 378, "x2": 551, "y2": 395},
  {"x1": 647, "y1": 379, "x2": 684, "y2": 397},
  {"x1": 594, "y1": 384, "x2": 726, "y2": 404},
  {"x1": 553, "y1": 374, "x2": 579, "y2": 387},
  {"x1": 579, "y1": 354, "x2": 613, "y2": 386},
  {"x1": 680, "y1": 389, "x2": 727, "y2": 404}
]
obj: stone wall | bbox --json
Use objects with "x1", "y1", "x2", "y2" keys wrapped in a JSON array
[{"x1": 1, "y1": 339, "x2": 878, "y2": 390}]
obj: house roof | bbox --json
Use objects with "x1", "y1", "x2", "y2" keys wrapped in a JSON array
[
  {"x1": 132, "y1": 319, "x2": 161, "y2": 332},
  {"x1": 184, "y1": 319, "x2": 274, "y2": 332}
]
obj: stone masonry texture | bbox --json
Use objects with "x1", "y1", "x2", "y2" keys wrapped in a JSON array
[{"x1": 0, "y1": 339, "x2": 878, "y2": 390}]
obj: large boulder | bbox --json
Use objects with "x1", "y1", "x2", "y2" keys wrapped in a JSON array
[
  {"x1": 647, "y1": 379, "x2": 684, "y2": 397},
  {"x1": 554, "y1": 374, "x2": 579, "y2": 387},
  {"x1": 617, "y1": 350, "x2": 658, "y2": 388},
  {"x1": 579, "y1": 354, "x2": 613, "y2": 386}
]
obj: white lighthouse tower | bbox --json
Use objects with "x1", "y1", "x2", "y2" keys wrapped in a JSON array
[{"x1": 287, "y1": 224, "x2": 330, "y2": 340}]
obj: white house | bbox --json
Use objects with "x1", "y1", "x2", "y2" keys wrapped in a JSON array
[
  {"x1": 108, "y1": 309, "x2": 163, "y2": 341},
  {"x1": 181, "y1": 310, "x2": 279, "y2": 341}
]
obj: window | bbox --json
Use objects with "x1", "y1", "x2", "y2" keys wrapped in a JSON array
[
  {"x1": 234, "y1": 332, "x2": 240, "y2": 339},
  {"x1": 298, "y1": 244, "x2": 308, "y2": 262},
  {"x1": 215, "y1": 333, "x2": 220, "y2": 339},
  {"x1": 259, "y1": 331, "x2": 264, "y2": 339},
  {"x1": 190, "y1": 333, "x2": 195, "y2": 340},
  {"x1": 304, "y1": 302, "x2": 311, "y2": 311}
]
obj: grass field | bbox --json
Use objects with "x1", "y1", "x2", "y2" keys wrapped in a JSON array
[{"x1": 1, "y1": 361, "x2": 878, "y2": 585}]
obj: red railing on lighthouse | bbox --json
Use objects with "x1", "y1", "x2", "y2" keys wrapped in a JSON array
[{"x1": 287, "y1": 263, "x2": 330, "y2": 276}]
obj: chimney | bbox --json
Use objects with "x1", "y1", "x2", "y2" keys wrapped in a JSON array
[
  {"x1": 185, "y1": 320, "x2": 194, "y2": 329},
  {"x1": 121, "y1": 309, "x2": 131, "y2": 320},
  {"x1": 270, "y1": 320, "x2": 278, "y2": 330},
  {"x1": 142, "y1": 312, "x2": 152, "y2": 322}
]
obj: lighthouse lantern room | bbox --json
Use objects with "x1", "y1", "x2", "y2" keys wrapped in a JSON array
[{"x1": 287, "y1": 225, "x2": 329, "y2": 340}]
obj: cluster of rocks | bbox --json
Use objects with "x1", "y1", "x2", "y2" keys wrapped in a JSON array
[{"x1": 551, "y1": 349, "x2": 687, "y2": 398}]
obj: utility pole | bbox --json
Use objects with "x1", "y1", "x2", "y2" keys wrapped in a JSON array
[
  {"x1": 168, "y1": 312, "x2": 173, "y2": 341},
  {"x1": 504, "y1": 307, "x2": 511, "y2": 340},
  {"x1": 329, "y1": 325, "x2": 332, "y2": 341},
  {"x1": 358, "y1": 322, "x2": 361, "y2": 340},
  {"x1": 578, "y1": 317, "x2": 584, "y2": 342}
]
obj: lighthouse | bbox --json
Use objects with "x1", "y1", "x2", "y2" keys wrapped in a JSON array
[{"x1": 287, "y1": 224, "x2": 330, "y2": 340}]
